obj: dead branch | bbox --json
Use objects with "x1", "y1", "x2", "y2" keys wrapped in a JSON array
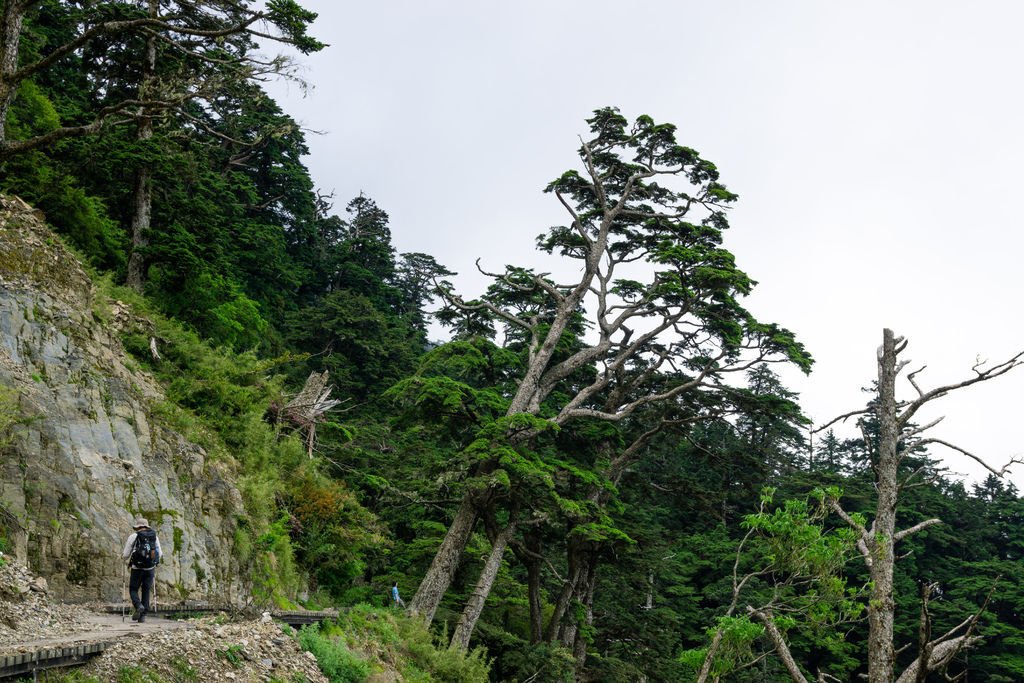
[
  {"x1": 903, "y1": 416, "x2": 944, "y2": 438},
  {"x1": 894, "y1": 636, "x2": 982, "y2": 683},
  {"x1": 894, "y1": 519, "x2": 942, "y2": 542},
  {"x1": 915, "y1": 438, "x2": 1023, "y2": 477},
  {"x1": 897, "y1": 350, "x2": 1024, "y2": 428},
  {"x1": 894, "y1": 578, "x2": 999, "y2": 683},
  {"x1": 812, "y1": 408, "x2": 869, "y2": 434},
  {"x1": 695, "y1": 524, "x2": 767, "y2": 683},
  {"x1": 913, "y1": 582, "x2": 937, "y2": 683},
  {"x1": 827, "y1": 499, "x2": 872, "y2": 566},
  {"x1": 906, "y1": 365, "x2": 928, "y2": 397}
]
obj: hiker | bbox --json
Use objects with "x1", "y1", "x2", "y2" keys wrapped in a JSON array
[
  {"x1": 392, "y1": 582, "x2": 405, "y2": 608},
  {"x1": 122, "y1": 517, "x2": 161, "y2": 623}
]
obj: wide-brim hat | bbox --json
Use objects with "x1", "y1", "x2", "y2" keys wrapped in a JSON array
[{"x1": 132, "y1": 517, "x2": 150, "y2": 529}]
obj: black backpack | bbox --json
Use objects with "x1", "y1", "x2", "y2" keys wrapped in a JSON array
[{"x1": 131, "y1": 529, "x2": 159, "y2": 569}]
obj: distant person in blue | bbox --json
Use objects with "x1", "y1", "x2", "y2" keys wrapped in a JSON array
[
  {"x1": 122, "y1": 517, "x2": 162, "y2": 623},
  {"x1": 391, "y1": 582, "x2": 405, "y2": 608}
]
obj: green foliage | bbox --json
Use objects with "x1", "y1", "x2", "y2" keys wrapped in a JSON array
[
  {"x1": 679, "y1": 616, "x2": 764, "y2": 679},
  {"x1": 168, "y1": 655, "x2": 198, "y2": 681},
  {"x1": 247, "y1": 512, "x2": 302, "y2": 607},
  {"x1": 185, "y1": 274, "x2": 269, "y2": 351},
  {"x1": 285, "y1": 471, "x2": 390, "y2": 598},
  {"x1": 215, "y1": 644, "x2": 246, "y2": 668},
  {"x1": 742, "y1": 488, "x2": 859, "y2": 580},
  {"x1": 287, "y1": 289, "x2": 416, "y2": 399},
  {"x1": 297, "y1": 607, "x2": 491, "y2": 683},
  {"x1": 116, "y1": 666, "x2": 163, "y2": 683},
  {"x1": 385, "y1": 338, "x2": 517, "y2": 446},
  {"x1": 298, "y1": 623, "x2": 370, "y2": 683},
  {"x1": 0, "y1": 78, "x2": 127, "y2": 270},
  {"x1": 265, "y1": 0, "x2": 327, "y2": 53},
  {"x1": 675, "y1": 486, "x2": 867, "y2": 680},
  {"x1": 488, "y1": 640, "x2": 575, "y2": 682},
  {"x1": 9, "y1": 81, "x2": 60, "y2": 134}
]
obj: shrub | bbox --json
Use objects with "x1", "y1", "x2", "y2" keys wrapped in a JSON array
[
  {"x1": 297, "y1": 623, "x2": 369, "y2": 683},
  {"x1": 336, "y1": 605, "x2": 490, "y2": 683}
]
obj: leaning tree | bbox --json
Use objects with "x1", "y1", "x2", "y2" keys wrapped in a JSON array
[{"x1": 409, "y1": 107, "x2": 812, "y2": 647}]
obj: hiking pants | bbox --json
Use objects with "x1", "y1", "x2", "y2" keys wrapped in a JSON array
[{"x1": 129, "y1": 568, "x2": 154, "y2": 611}]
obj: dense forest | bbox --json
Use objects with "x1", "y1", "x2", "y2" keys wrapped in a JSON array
[{"x1": 2, "y1": 2, "x2": 1023, "y2": 682}]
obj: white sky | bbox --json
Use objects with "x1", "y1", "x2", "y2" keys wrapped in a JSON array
[{"x1": 263, "y1": 1, "x2": 1024, "y2": 488}]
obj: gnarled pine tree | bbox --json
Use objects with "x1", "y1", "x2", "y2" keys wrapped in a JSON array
[{"x1": 411, "y1": 108, "x2": 811, "y2": 649}]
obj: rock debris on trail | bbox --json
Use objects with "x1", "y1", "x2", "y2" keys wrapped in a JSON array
[
  {"x1": 0, "y1": 554, "x2": 328, "y2": 681},
  {"x1": 77, "y1": 615, "x2": 328, "y2": 682},
  {"x1": 0, "y1": 553, "x2": 92, "y2": 646}
]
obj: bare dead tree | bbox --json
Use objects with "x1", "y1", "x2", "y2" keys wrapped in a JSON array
[
  {"x1": 821, "y1": 329, "x2": 1023, "y2": 683},
  {"x1": 282, "y1": 370, "x2": 344, "y2": 458}
]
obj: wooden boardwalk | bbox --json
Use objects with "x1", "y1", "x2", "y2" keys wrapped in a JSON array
[
  {"x1": 0, "y1": 613, "x2": 192, "y2": 679},
  {"x1": 1, "y1": 642, "x2": 109, "y2": 678}
]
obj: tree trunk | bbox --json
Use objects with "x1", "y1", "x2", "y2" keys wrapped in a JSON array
[
  {"x1": 546, "y1": 545, "x2": 584, "y2": 642},
  {"x1": 450, "y1": 520, "x2": 516, "y2": 650},
  {"x1": 696, "y1": 625, "x2": 726, "y2": 683},
  {"x1": 409, "y1": 494, "x2": 478, "y2": 624},
  {"x1": 868, "y1": 328, "x2": 900, "y2": 683},
  {"x1": 126, "y1": 163, "x2": 152, "y2": 290},
  {"x1": 751, "y1": 608, "x2": 810, "y2": 683},
  {"x1": 410, "y1": 203, "x2": 608, "y2": 636},
  {"x1": 125, "y1": 0, "x2": 158, "y2": 291},
  {"x1": 571, "y1": 561, "x2": 598, "y2": 672},
  {"x1": 525, "y1": 533, "x2": 544, "y2": 643},
  {"x1": 0, "y1": 0, "x2": 25, "y2": 147},
  {"x1": 551, "y1": 546, "x2": 597, "y2": 652}
]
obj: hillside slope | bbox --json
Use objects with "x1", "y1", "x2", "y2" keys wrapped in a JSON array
[{"x1": 0, "y1": 195, "x2": 243, "y2": 603}]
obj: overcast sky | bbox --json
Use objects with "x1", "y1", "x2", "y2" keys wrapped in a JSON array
[{"x1": 263, "y1": 1, "x2": 1024, "y2": 488}]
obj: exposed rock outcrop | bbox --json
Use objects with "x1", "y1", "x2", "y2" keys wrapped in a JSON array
[{"x1": 0, "y1": 195, "x2": 244, "y2": 603}]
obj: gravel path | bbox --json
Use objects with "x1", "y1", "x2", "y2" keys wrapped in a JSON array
[{"x1": 0, "y1": 555, "x2": 328, "y2": 681}]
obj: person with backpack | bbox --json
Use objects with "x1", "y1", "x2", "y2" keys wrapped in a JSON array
[{"x1": 121, "y1": 517, "x2": 162, "y2": 622}]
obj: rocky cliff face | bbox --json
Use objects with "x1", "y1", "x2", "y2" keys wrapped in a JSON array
[{"x1": 0, "y1": 195, "x2": 243, "y2": 603}]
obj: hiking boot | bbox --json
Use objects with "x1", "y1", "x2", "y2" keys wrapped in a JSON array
[
  {"x1": 137, "y1": 609, "x2": 146, "y2": 623},
  {"x1": 131, "y1": 607, "x2": 141, "y2": 621}
]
